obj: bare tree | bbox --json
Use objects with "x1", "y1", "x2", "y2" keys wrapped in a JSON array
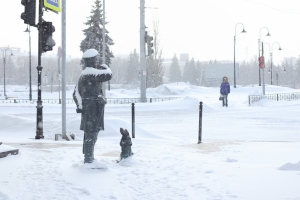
[{"x1": 146, "y1": 20, "x2": 164, "y2": 88}]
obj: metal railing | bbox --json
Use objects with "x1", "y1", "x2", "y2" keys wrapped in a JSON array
[
  {"x1": 0, "y1": 97, "x2": 182, "y2": 104},
  {"x1": 249, "y1": 92, "x2": 300, "y2": 105}
]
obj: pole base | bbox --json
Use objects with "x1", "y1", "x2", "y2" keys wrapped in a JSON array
[{"x1": 35, "y1": 135, "x2": 44, "y2": 139}]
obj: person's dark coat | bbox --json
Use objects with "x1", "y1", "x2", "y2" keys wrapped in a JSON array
[
  {"x1": 220, "y1": 82, "x2": 230, "y2": 95},
  {"x1": 73, "y1": 67, "x2": 112, "y2": 132}
]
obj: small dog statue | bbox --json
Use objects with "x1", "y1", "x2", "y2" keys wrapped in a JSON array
[{"x1": 119, "y1": 128, "x2": 133, "y2": 161}]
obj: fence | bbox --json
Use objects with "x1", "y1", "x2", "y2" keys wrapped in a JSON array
[
  {"x1": 248, "y1": 92, "x2": 300, "y2": 105},
  {"x1": 0, "y1": 97, "x2": 182, "y2": 104}
]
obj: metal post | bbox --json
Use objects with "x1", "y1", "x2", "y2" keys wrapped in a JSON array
[
  {"x1": 35, "y1": 0, "x2": 44, "y2": 139},
  {"x1": 0, "y1": 48, "x2": 12, "y2": 98},
  {"x1": 258, "y1": 39, "x2": 261, "y2": 86},
  {"x1": 3, "y1": 57, "x2": 6, "y2": 97},
  {"x1": 61, "y1": 0, "x2": 67, "y2": 138},
  {"x1": 57, "y1": 46, "x2": 61, "y2": 104},
  {"x1": 233, "y1": 35, "x2": 236, "y2": 88},
  {"x1": 27, "y1": 26, "x2": 32, "y2": 101},
  {"x1": 198, "y1": 101, "x2": 203, "y2": 144},
  {"x1": 262, "y1": 42, "x2": 265, "y2": 95},
  {"x1": 102, "y1": 0, "x2": 107, "y2": 95},
  {"x1": 58, "y1": 57, "x2": 61, "y2": 104},
  {"x1": 270, "y1": 53, "x2": 273, "y2": 85},
  {"x1": 140, "y1": 0, "x2": 146, "y2": 102},
  {"x1": 50, "y1": 73, "x2": 53, "y2": 94},
  {"x1": 131, "y1": 103, "x2": 135, "y2": 138}
]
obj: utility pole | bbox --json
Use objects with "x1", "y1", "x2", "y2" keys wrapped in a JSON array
[
  {"x1": 57, "y1": 46, "x2": 62, "y2": 104},
  {"x1": 140, "y1": 0, "x2": 146, "y2": 102},
  {"x1": 261, "y1": 42, "x2": 265, "y2": 95},
  {"x1": 102, "y1": 0, "x2": 107, "y2": 96},
  {"x1": 61, "y1": 0, "x2": 67, "y2": 138}
]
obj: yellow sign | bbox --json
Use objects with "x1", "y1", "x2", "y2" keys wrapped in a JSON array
[{"x1": 44, "y1": 0, "x2": 61, "y2": 13}]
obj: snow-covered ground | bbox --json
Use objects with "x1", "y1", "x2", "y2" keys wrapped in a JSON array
[{"x1": 0, "y1": 83, "x2": 300, "y2": 200}]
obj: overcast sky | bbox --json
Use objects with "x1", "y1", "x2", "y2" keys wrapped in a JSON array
[{"x1": 1, "y1": 0, "x2": 300, "y2": 65}]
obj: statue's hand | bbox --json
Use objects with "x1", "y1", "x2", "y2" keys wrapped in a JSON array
[{"x1": 76, "y1": 108, "x2": 83, "y2": 113}]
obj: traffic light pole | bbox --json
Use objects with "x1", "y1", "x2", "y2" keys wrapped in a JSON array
[{"x1": 35, "y1": 0, "x2": 44, "y2": 139}]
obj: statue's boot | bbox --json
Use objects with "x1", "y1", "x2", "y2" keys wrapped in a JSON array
[{"x1": 84, "y1": 132, "x2": 95, "y2": 163}]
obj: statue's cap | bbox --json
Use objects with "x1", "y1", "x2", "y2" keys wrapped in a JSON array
[
  {"x1": 82, "y1": 49, "x2": 98, "y2": 58},
  {"x1": 101, "y1": 64, "x2": 108, "y2": 69}
]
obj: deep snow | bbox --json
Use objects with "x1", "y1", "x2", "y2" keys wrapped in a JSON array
[{"x1": 0, "y1": 83, "x2": 300, "y2": 200}]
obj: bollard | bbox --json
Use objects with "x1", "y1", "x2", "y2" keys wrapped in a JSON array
[
  {"x1": 55, "y1": 134, "x2": 60, "y2": 141},
  {"x1": 131, "y1": 103, "x2": 135, "y2": 138},
  {"x1": 198, "y1": 101, "x2": 203, "y2": 144}
]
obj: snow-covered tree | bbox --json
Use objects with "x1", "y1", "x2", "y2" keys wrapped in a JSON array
[
  {"x1": 169, "y1": 54, "x2": 181, "y2": 82},
  {"x1": 110, "y1": 56, "x2": 128, "y2": 85},
  {"x1": 126, "y1": 49, "x2": 140, "y2": 86},
  {"x1": 80, "y1": 0, "x2": 114, "y2": 66},
  {"x1": 146, "y1": 20, "x2": 164, "y2": 88}
]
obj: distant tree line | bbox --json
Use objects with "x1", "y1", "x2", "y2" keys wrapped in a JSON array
[
  {"x1": 164, "y1": 55, "x2": 300, "y2": 88},
  {"x1": 0, "y1": 55, "x2": 82, "y2": 89}
]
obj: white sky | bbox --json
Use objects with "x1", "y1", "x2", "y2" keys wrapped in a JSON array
[{"x1": 1, "y1": 0, "x2": 300, "y2": 64}]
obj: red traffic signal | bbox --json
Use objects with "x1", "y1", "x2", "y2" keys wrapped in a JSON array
[{"x1": 259, "y1": 56, "x2": 265, "y2": 68}]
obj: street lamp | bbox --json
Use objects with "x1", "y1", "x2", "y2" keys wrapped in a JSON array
[
  {"x1": 45, "y1": 70, "x2": 60, "y2": 94},
  {"x1": 266, "y1": 42, "x2": 282, "y2": 85},
  {"x1": 0, "y1": 48, "x2": 13, "y2": 98},
  {"x1": 24, "y1": 25, "x2": 32, "y2": 101},
  {"x1": 234, "y1": 22, "x2": 246, "y2": 88},
  {"x1": 258, "y1": 27, "x2": 271, "y2": 86}
]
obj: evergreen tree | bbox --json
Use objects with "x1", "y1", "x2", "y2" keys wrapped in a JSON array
[
  {"x1": 182, "y1": 60, "x2": 190, "y2": 83},
  {"x1": 169, "y1": 54, "x2": 181, "y2": 82},
  {"x1": 80, "y1": 0, "x2": 114, "y2": 66},
  {"x1": 196, "y1": 60, "x2": 204, "y2": 86},
  {"x1": 110, "y1": 56, "x2": 128, "y2": 84},
  {"x1": 189, "y1": 58, "x2": 198, "y2": 85},
  {"x1": 126, "y1": 49, "x2": 140, "y2": 86}
]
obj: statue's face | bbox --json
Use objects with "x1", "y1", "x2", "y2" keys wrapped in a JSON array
[{"x1": 94, "y1": 54, "x2": 101, "y2": 69}]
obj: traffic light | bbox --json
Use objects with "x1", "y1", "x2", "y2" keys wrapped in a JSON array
[
  {"x1": 259, "y1": 56, "x2": 265, "y2": 68},
  {"x1": 41, "y1": 21, "x2": 56, "y2": 52},
  {"x1": 145, "y1": 32, "x2": 154, "y2": 56},
  {"x1": 21, "y1": 0, "x2": 36, "y2": 26}
]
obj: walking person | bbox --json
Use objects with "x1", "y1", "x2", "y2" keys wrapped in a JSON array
[{"x1": 220, "y1": 76, "x2": 230, "y2": 107}]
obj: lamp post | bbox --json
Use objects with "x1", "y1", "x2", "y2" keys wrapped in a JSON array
[
  {"x1": 24, "y1": 25, "x2": 32, "y2": 101},
  {"x1": 0, "y1": 48, "x2": 13, "y2": 97},
  {"x1": 267, "y1": 42, "x2": 282, "y2": 85},
  {"x1": 234, "y1": 22, "x2": 246, "y2": 88},
  {"x1": 258, "y1": 27, "x2": 271, "y2": 86},
  {"x1": 45, "y1": 70, "x2": 59, "y2": 94}
]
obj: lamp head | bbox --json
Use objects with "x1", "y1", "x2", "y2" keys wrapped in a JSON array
[
  {"x1": 241, "y1": 28, "x2": 246, "y2": 33},
  {"x1": 278, "y1": 47, "x2": 282, "y2": 51},
  {"x1": 266, "y1": 32, "x2": 271, "y2": 36}
]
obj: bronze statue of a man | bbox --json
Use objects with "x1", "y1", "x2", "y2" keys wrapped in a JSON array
[{"x1": 73, "y1": 49, "x2": 112, "y2": 163}]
